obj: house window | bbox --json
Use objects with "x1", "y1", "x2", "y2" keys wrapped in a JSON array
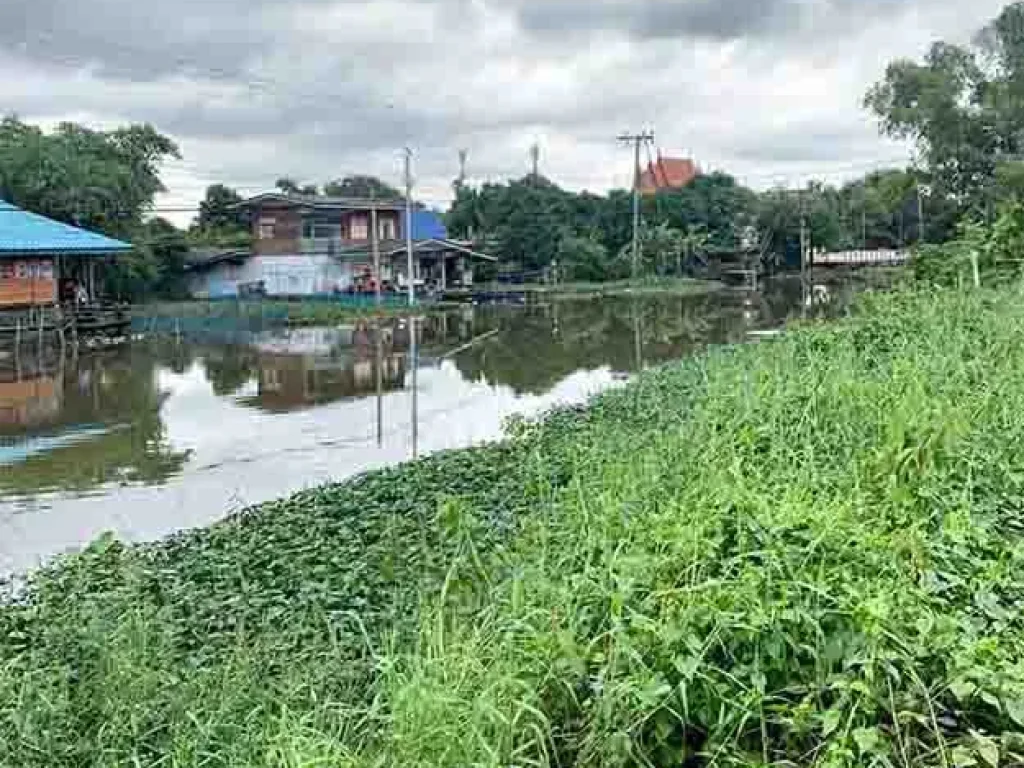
[
  {"x1": 349, "y1": 214, "x2": 369, "y2": 240},
  {"x1": 258, "y1": 217, "x2": 276, "y2": 240},
  {"x1": 379, "y1": 217, "x2": 397, "y2": 241},
  {"x1": 302, "y1": 219, "x2": 342, "y2": 240}
]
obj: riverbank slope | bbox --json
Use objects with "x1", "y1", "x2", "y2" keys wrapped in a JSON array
[{"x1": 4, "y1": 286, "x2": 1024, "y2": 766}]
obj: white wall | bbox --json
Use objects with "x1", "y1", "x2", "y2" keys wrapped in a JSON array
[{"x1": 188, "y1": 255, "x2": 358, "y2": 299}]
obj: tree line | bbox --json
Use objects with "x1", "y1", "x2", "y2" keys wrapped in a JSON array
[{"x1": 4, "y1": 1, "x2": 1024, "y2": 297}]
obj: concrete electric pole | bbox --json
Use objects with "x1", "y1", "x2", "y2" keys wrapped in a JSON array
[
  {"x1": 618, "y1": 130, "x2": 655, "y2": 278},
  {"x1": 404, "y1": 147, "x2": 415, "y2": 306}
]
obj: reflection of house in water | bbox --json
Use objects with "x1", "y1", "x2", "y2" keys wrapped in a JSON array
[
  {"x1": 0, "y1": 350, "x2": 189, "y2": 496},
  {"x1": 239, "y1": 325, "x2": 409, "y2": 412},
  {"x1": 0, "y1": 369, "x2": 61, "y2": 428}
]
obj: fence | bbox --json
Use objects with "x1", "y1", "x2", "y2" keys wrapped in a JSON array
[{"x1": 813, "y1": 249, "x2": 910, "y2": 267}]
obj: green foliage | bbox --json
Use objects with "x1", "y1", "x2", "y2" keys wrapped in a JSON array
[
  {"x1": 446, "y1": 173, "x2": 757, "y2": 277},
  {"x1": 644, "y1": 172, "x2": 758, "y2": 253},
  {"x1": 323, "y1": 175, "x2": 403, "y2": 199},
  {"x1": 275, "y1": 178, "x2": 318, "y2": 196},
  {"x1": 195, "y1": 184, "x2": 246, "y2": 233},
  {"x1": 7, "y1": 288, "x2": 1024, "y2": 765},
  {"x1": 914, "y1": 203, "x2": 1024, "y2": 286},
  {"x1": 866, "y1": 2, "x2": 1024, "y2": 236},
  {"x1": 0, "y1": 116, "x2": 179, "y2": 237},
  {"x1": 558, "y1": 234, "x2": 622, "y2": 282},
  {"x1": 100, "y1": 217, "x2": 192, "y2": 301}
]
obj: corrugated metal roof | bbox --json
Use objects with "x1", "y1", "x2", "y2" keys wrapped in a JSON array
[
  {"x1": 0, "y1": 199, "x2": 133, "y2": 257},
  {"x1": 239, "y1": 192, "x2": 406, "y2": 212}
]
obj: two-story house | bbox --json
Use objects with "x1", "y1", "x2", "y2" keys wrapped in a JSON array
[{"x1": 187, "y1": 192, "x2": 494, "y2": 299}]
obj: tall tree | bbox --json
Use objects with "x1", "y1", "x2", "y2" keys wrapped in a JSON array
[
  {"x1": 196, "y1": 184, "x2": 245, "y2": 232},
  {"x1": 0, "y1": 116, "x2": 179, "y2": 236},
  {"x1": 323, "y1": 175, "x2": 402, "y2": 199},
  {"x1": 275, "y1": 178, "x2": 301, "y2": 194},
  {"x1": 865, "y1": 3, "x2": 1024, "y2": 236}
]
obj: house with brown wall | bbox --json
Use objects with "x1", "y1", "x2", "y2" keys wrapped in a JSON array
[{"x1": 187, "y1": 192, "x2": 494, "y2": 299}]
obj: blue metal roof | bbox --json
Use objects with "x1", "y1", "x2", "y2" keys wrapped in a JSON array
[
  {"x1": 0, "y1": 199, "x2": 132, "y2": 257},
  {"x1": 411, "y1": 209, "x2": 448, "y2": 241}
]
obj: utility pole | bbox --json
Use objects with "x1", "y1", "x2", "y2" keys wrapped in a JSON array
[
  {"x1": 457, "y1": 149, "x2": 468, "y2": 187},
  {"x1": 530, "y1": 142, "x2": 540, "y2": 181},
  {"x1": 618, "y1": 130, "x2": 655, "y2": 278},
  {"x1": 800, "y1": 190, "x2": 809, "y2": 284},
  {"x1": 404, "y1": 147, "x2": 415, "y2": 306},
  {"x1": 370, "y1": 190, "x2": 381, "y2": 306}
]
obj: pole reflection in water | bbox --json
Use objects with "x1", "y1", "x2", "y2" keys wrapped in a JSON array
[
  {"x1": 633, "y1": 300, "x2": 644, "y2": 373},
  {"x1": 375, "y1": 322, "x2": 384, "y2": 448},
  {"x1": 409, "y1": 315, "x2": 419, "y2": 459}
]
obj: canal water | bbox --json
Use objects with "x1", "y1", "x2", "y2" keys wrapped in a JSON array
[{"x1": 0, "y1": 277, "x2": 864, "y2": 574}]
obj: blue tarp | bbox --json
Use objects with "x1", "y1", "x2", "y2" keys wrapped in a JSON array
[
  {"x1": 0, "y1": 200, "x2": 132, "y2": 257},
  {"x1": 410, "y1": 209, "x2": 447, "y2": 241}
]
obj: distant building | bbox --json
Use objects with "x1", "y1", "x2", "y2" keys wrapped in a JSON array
[
  {"x1": 0, "y1": 200, "x2": 131, "y2": 308},
  {"x1": 186, "y1": 192, "x2": 494, "y2": 299},
  {"x1": 639, "y1": 155, "x2": 699, "y2": 196}
]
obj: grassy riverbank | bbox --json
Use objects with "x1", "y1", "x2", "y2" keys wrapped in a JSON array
[{"x1": 6, "y1": 286, "x2": 1024, "y2": 766}]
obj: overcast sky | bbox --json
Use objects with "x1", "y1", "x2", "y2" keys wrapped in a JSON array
[{"x1": 0, "y1": 0, "x2": 1009, "y2": 222}]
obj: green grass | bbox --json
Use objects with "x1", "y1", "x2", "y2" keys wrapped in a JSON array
[{"x1": 6, "y1": 286, "x2": 1024, "y2": 766}]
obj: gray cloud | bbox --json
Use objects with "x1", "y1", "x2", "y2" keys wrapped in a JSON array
[
  {"x1": 0, "y1": 0, "x2": 1006, "y2": 217},
  {"x1": 512, "y1": 0, "x2": 801, "y2": 41}
]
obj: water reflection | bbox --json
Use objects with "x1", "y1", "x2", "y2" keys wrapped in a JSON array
[
  {"x1": 0, "y1": 346, "x2": 191, "y2": 498},
  {"x1": 0, "y1": 276, "x2": 864, "y2": 573}
]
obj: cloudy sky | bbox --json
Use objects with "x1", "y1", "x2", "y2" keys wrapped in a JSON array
[{"x1": 0, "y1": 0, "x2": 1009, "y2": 221}]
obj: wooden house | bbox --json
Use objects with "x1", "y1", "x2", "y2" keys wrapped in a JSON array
[
  {"x1": 186, "y1": 193, "x2": 494, "y2": 299},
  {"x1": 0, "y1": 199, "x2": 132, "y2": 308}
]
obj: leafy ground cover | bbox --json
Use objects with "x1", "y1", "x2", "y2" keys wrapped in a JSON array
[{"x1": 4, "y1": 286, "x2": 1024, "y2": 767}]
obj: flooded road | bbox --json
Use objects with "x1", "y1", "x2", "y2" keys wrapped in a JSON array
[{"x1": 0, "y1": 278, "x2": 860, "y2": 573}]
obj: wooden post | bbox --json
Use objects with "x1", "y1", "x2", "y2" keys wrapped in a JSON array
[
  {"x1": 440, "y1": 255, "x2": 447, "y2": 291},
  {"x1": 971, "y1": 251, "x2": 981, "y2": 289}
]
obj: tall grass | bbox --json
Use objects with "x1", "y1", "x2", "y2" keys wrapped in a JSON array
[{"x1": 5, "y1": 287, "x2": 1024, "y2": 766}]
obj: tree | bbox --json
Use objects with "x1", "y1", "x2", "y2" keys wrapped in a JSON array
[
  {"x1": 275, "y1": 178, "x2": 301, "y2": 194},
  {"x1": 106, "y1": 217, "x2": 190, "y2": 300},
  {"x1": 620, "y1": 223, "x2": 689, "y2": 277},
  {"x1": 0, "y1": 116, "x2": 179, "y2": 236},
  {"x1": 196, "y1": 184, "x2": 246, "y2": 232},
  {"x1": 323, "y1": 176, "x2": 402, "y2": 199},
  {"x1": 558, "y1": 235, "x2": 621, "y2": 282},
  {"x1": 865, "y1": 3, "x2": 1024, "y2": 236}
]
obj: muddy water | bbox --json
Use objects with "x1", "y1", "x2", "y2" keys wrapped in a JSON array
[{"x1": 0, "y1": 277, "x2": 864, "y2": 573}]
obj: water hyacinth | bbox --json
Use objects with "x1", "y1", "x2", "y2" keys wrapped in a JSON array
[{"x1": 4, "y1": 286, "x2": 1024, "y2": 767}]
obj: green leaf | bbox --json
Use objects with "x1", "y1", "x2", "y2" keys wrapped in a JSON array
[
  {"x1": 953, "y1": 745, "x2": 979, "y2": 767},
  {"x1": 951, "y1": 679, "x2": 978, "y2": 702},
  {"x1": 853, "y1": 727, "x2": 882, "y2": 755},
  {"x1": 821, "y1": 709, "x2": 842, "y2": 738},
  {"x1": 972, "y1": 731, "x2": 1000, "y2": 768},
  {"x1": 1005, "y1": 698, "x2": 1024, "y2": 727}
]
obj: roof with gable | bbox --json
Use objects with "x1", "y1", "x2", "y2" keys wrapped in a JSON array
[
  {"x1": 639, "y1": 156, "x2": 698, "y2": 195},
  {"x1": 0, "y1": 200, "x2": 132, "y2": 257}
]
